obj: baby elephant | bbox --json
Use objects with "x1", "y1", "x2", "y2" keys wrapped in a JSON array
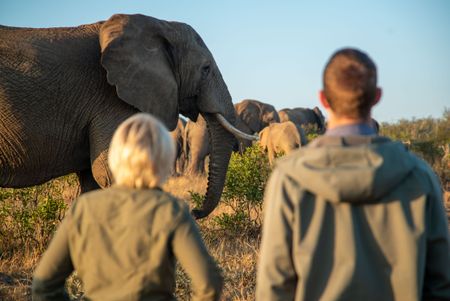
[{"x1": 259, "y1": 121, "x2": 307, "y2": 165}]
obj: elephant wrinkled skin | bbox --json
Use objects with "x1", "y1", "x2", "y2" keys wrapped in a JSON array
[{"x1": 0, "y1": 14, "x2": 246, "y2": 218}]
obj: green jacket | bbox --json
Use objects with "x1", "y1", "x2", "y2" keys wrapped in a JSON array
[
  {"x1": 256, "y1": 135, "x2": 450, "y2": 301},
  {"x1": 32, "y1": 187, "x2": 223, "y2": 301}
]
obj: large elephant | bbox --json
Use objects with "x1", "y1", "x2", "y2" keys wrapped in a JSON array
[
  {"x1": 259, "y1": 121, "x2": 307, "y2": 165},
  {"x1": 234, "y1": 99, "x2": 280, "y2": 151},
  {"x1": 0, "y1": 14, "x2": 254, "y2": 219},
  {"x1": 278, "y1": 106, "x2": 326, "y2": 133}
]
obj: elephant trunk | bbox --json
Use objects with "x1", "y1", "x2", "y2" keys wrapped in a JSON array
[{"x1": 191, "y1": 113, "x2": 235, "y2": 219}]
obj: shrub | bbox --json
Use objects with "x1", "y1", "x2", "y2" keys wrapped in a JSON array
[
  {"x1": 214, "y1": 144, "x2": 271, "y2": 231},
  {"x1": 380, "y1": 109, "x2": 450, "y2": 188},
  {"x1": 302, "y1": 123, "x2": 322, "y2": 142},
  {"x1": 0, "y1": 175, "x2": 77, "y2": 257},
  {"x1": 188, "y1": 191, "x2": 205, "y2": 209}
]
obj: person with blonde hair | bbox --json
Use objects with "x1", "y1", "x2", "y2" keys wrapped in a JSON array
[
  {"x1": 256, "y1": 48, "x2": 450, "y2": 301},
  {"x1": 32, "y1": 113, "x2": 223, "y2": 300}
]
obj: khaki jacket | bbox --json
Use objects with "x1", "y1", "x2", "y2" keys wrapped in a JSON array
[
  {"x1": 256, "y1": 135, "x2": 450, "y2": 301},
  {"x1": 33, "y1": 187, "x2": 222, "y2": 301}
]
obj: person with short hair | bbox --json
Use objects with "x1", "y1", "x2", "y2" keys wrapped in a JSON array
[
  {"x1": 256, "y1": 48, "x2": 450, "y2": 301},
  {"x1": 32, "y1": 113, "x2": 223, "y2": 301}
]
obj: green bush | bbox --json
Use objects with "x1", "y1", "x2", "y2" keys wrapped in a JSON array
[
  {"x1": 188, "y1": 191, "x2": 205, "y2": 209},
  {"x1": 214, "y1": 144, "x2": 271, "y2": 231},
  {"x1": 302, "y1": 123, "x2": 322, "y2": 142},
  {"x1": 0, "y1": 175, "x2": 77, "y2": 257}
]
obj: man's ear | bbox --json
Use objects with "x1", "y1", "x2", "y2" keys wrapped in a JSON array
[
  {"x1": 373, "y1": 87, "x2": 382, "y2": 106},
  {"x1": 319, "y1": 90, "x2": 331, "y2": 109}
]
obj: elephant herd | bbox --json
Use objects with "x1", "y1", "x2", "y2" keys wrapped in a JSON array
[{"x1": 178, "y1": 99, "x2": 326, "y2": 174}]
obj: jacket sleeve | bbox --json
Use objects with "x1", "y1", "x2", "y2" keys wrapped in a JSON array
[
  {"x1": 422, "y1": 170, "x2": 450, "y2": 301},
  {"x1": 256, "y1": 168, "x2": 297, "y2": 301},
  {"x1": 32, "y1": 215, "x2": 74, "y2": 301},
  {"x1": 172, "y1": 206, "x2": 223, "y2": 301}
]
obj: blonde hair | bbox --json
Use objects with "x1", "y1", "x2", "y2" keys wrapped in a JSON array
[{"x1": 108, "y1": 113, "x2": 175, "y2": 189}]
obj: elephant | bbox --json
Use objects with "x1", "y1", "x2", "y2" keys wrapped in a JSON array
[
  {"x1": 258, "y1": 121, "x2": 307, "y2": 165},
  {"x1": 0, "y1": 14, "x2": 256, "y2": 219},
  {"x1": 170, "y1": 117, "x2": 187, "y2": 175},
  {"x1": 233, "y1": 116, "x2": 255, "y2": 153},
  {"x1": 234, "y1": 99, "x2": 280, "y2": 152},
  {"x1": 278, "y1": 106, "x2": 326, "y2": 133},
  {"x1": 183, "y1": 115, "x2": 210, "y2": 175},
  {"x1": 183, "y1": 99, "x2": 279, "y2": 174},
  {"x1": 183, "y1": 108, "x2": 260, "y2": 175},
  {"x1": 235, "y1": 99, "x2": 280, "y2": 132}
]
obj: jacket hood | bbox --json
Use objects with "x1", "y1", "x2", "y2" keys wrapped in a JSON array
[{"x1": 276, "y1": 136, "x2": 416, "y2": 204}]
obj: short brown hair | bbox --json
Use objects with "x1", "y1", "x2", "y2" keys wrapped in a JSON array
[{"x1": 323, "y1": 48, "x2": 377, "y2": 119}]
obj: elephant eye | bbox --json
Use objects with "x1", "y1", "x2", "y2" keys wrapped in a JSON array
[{"x1": 201, "y1": 65, "x2": 211, "y2": 79}]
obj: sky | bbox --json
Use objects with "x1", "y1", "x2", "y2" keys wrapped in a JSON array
[{"x1": 1, "y1": 0, "x2": 449, "y2": 122}]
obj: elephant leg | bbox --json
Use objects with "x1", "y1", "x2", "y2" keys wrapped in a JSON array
[
  {"x1": 179, "y1": 153, "x2": 186, "y2": 174},
  {"x1": 86, "y1": 107, "x2": 134, "y2": 189},
  {"x1": 186, "y1": 143, "x2": 207, "y2": 175},
  {"x1": 268, "y1": 147, "x2": 275, "y2": 166},
  {"x1": 188, "y1": 155, "x2": 203, "y2": 175},
  {"x1": 172, "y1": 151, "x2": 179, "y2": 176},
  {"x1": 199, "y1": 158, "x2": 207, "y2": 174},
  {"x1": 77, "y1": 169, "x2": 100, "y2": 193},
  {"x1": 175, "y1": 157, "x2": 181, "y2": 175}
]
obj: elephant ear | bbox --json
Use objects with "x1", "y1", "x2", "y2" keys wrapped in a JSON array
[
  {"x1": 99, "y1": 14, "x2": 179, "y2": 130},
  {"x1": 238, "y1": 102, "x2": 261, "y2": 133},
  {"x1": 278, "y1": 110, "x2": 289, "y2": 123}
]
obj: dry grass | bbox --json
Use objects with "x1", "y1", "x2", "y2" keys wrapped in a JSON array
[
  {"x1": 164, "y1": 174, "x2": 208, "y2": 201},
  {"x1": 175, "y1": 229, "x2": 260, "y2": 301},
  {"x1": 0, "y1": 175, "x2": 79, "y2": 300},
  {"x1": 206, "y1": 232, "x2": 259, "y2": 301},
  {"x1": 0, "y1": 251, "x2": 37, "y2": 300},
  {"x1": 1, "y1": 173, "x2": 449, "y2": 300},
  {"x1": 0, "y1": 174, "x2": 261, "y2": 300},
  {"x1": 166, "y1": 174, "x2": 261, "y2": 300}
]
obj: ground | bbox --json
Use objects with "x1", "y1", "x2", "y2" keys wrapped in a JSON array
[{"x1": 1, "y1": 175, "x2": 449, "y2": 300}]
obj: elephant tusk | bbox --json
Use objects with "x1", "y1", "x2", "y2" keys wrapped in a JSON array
[{"x1": 215, "y1": 113, "x2": 259, "y2": 141}]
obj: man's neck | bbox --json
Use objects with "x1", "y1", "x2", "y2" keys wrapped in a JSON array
[
  {"x1": 326, "y1": 115, "x2": 371, "y2": 130},
  {"x1": 325, "y1": 114, "x2": 376, "y2": 136}
]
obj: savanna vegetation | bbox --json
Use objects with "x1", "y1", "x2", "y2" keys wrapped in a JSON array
[
  {"x1": 1, "y1": 111, "x2": 449, "y2": 300},
  {"x1": 379, "y1": 109, "x2": 450, "y2": 191}
]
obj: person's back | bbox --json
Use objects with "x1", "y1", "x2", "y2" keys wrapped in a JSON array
[
  {"x1": 33, "y1": 113, "x2": 223, "y2": 301},
  {"x1": 256, "y1": 48, "x2": 450, "y2": 301},
  {"x1": 65, "y1": 187, "x2": 219, "y2": 300}
]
